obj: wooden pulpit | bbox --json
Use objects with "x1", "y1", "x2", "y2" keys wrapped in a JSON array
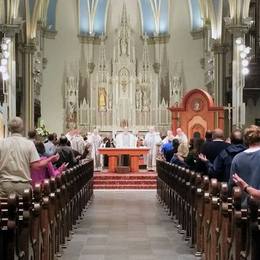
[{"x1": 169, "y1": 89, "x2": 224, "y2": 139}]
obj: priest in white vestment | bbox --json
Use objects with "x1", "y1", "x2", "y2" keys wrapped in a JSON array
[
  {"x1": 115, "y1": 127, "x2": 137, "y2": 148},
  {"x1": 144, "y1": 127, "x2": 161, "y2": 170},
  {"x1": 115, "y1": 127, "x2": 137, "y2": 166},
  {"x1": 89, "y1": 129, "x2": 102, "y2": 170}
]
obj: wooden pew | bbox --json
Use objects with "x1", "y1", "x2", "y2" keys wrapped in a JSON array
[
  {"x1": 156, "y1": 159, "x2": 260, "y2": 260},
  {"x1": 0, "y1": 160, "x2": 94, "y2": 260}
]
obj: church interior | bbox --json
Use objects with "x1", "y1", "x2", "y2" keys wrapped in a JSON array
[{"x1": 1, "y1": 0, "x2": 260, "y2": 259}]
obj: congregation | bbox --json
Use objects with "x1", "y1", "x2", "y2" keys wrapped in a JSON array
[{"x1": 1, "y1": 116, "x2": 260, "y2": 205}]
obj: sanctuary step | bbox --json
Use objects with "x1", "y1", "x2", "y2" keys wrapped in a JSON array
[{"x1": 94, "y1": 172, "x2": 157, "y2": 189}]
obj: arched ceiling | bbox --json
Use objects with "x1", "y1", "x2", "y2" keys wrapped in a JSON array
[
  {"x1": 78, "y1": 0, "x2": 109, "y2": 36},
  {"x1": 0, "y1": 0, "x2": 252, "y2": 42},
  {"x1": 138, "y1": 0, "x2": 170, "y2": 36},
  {"x1": 188, "y1": 0, "x2": 203, "y2": 31}
]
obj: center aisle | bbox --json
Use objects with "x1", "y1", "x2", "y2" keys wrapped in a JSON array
[{"x1": 62, "y1": 191, "x2": 196, "y2": 260}]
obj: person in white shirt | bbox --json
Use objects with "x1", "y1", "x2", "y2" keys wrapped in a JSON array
[
  {"x1": 0, "y1": 117, "x2": 59, "y2": 196},
  {"x1": 144, "y1": 126, "x2": 161, "y2": 170}
]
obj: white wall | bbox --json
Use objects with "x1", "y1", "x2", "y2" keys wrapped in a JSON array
[{"x1": 42, "y1": 0, "x2": 204, "y2": 134}]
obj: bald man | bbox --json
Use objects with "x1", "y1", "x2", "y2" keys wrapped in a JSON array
[{"x1": 200, "y1": 128, "x2": 230, "y2": 163}]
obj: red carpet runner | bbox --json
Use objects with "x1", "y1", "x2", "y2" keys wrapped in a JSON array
[{"x1": 93, "y1": 172, "x2": 157, "y2": 189}]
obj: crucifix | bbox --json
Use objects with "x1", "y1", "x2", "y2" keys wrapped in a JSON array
[{"x1": 224, "y1": 103, "x2": 235, "y2": 134}]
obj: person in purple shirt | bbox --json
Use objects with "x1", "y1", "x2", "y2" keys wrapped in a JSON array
[{"x1": 31, "y1": 141, "x2": 67, "y2": 187}]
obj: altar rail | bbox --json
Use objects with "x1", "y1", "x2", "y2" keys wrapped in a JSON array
[
  {"x1": 157, "y1": 160, "x2": 260, "y2": 260},
  {"x1": 0, "y1": 160, "x2": 94, "y2": 260}
]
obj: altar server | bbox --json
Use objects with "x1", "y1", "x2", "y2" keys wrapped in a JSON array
[
  {"x1": 89, "y1": 129, "x2": 102, "y2": 170},
  {"x1": 144, "y1": 126, "x2": 161, "y2": 170}
]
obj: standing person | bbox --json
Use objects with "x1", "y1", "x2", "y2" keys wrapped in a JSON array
[
  {"x1": 89, "y1": 129, "x2": 102, "y2": 170},
  {"x1": 70, "y1": 130, "x2": 85, "y2": 155},
  {"x1": 229, "y1": 125, "x2": 260, "y2": 206},
  {"x1": 175, "y1": 128, "x2": 188, "y2": 144},
  {"x1": 199, "y1": 130, "x2": 246, "y2": 182},
  {"x1": 55, "y1": 136, "x2": 78, "y2": 168},
  {"x1": 0, "y1": 117, "x2": 59, "y2": 197},
  {"x1": 144, "y1": 127, "x2": 162, "y2": 170},
  {"x1": 44, "y1": 133, "x2": 57, "y2": 157},
  {"x1": 161, "y1": 139, "x2": 174, "y2": 163},
  {"x1": 199, "y1": 128, "x2": 229, "y2": 163},
  {"x1": 115, "y1": 127, "x2": 137, "y2": 166},
  {"x1": 161, "y1": 130, "x2": 175, "y2": 145},
  {"x1": 31, "y1": 141, "x2": 67, "y2": 187},
  {"x1": 28, "y1": 129, "x2": 37, "y2": 143}
]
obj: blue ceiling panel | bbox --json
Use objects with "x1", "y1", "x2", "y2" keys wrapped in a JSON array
[
  {"x1": 139, "y1": 0, "x2": 169, "y2": 36},
  {"x1": 189, "y1": 0, "x2": 203, "y2": 31},
  {"x1": 79, "y1": 0, "x2": 108, "y2": 36},
  {"x1": 46, "y1": 0, "x2": 58, "y2": 31},
  {"x1": 159, "y1": 0, "x2": 169, "y2": 34},
  {"x1": 93, "y1": 0, "x2": 108, "y2": 35},
  {"x1": 79, "y1": 0, "x2": 90, "y2": 34}
]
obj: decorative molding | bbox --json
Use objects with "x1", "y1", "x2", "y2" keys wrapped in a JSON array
[
  {"x1": 142, "y1": 34, "x2": 170, "y2": 44},
  {"x1": 225, "y1": 23, "x2": 250, "y2": 35},
  {"x1": 78, "y1": 34, "x2": 107, "y2": 44},
  {"x1": 43, "y1": 29, "x2": 58, "y2": 39},
  {"x1": 0, "y1": 24, "x2": 21, "y2": 37},
  {"x1": 190, "y1": 29, "x2": 204, "y2": 40}
]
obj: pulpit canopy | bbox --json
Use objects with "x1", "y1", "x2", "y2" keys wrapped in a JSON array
[{"x1": 169, "y1": 89, "x2": 224, "y2": 139}]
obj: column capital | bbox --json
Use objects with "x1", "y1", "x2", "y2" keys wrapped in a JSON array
[
  {"x1": 225, "y1": 23, "x2": 250, "y2": 36},
  {"x1": 0, "y1": 24, "x2": 21, "y2": 37}
]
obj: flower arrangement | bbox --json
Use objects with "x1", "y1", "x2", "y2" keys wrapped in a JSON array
[{"x1": 36, "y1": 124, "x2": 49, "y2": 138}]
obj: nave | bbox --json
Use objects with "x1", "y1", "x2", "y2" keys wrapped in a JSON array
[{"x1": 62, "y1": 191, "x2": 196, "y2": 260}]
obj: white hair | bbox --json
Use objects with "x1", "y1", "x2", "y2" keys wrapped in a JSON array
[{"x1": 8, "y1": 117, "x2": 24, "y2": 134}]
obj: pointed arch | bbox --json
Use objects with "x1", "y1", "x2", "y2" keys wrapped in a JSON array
[
  {"x1": 78, "y1": 0, "x2": 109, "y2": 36},
  {"x1": 138, "y1": 0, "x2": 169, "y2": 36}
]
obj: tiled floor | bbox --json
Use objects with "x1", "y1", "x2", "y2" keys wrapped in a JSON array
[{"x1": 61, "y1": 190, "x2": 197, "y2": 260}]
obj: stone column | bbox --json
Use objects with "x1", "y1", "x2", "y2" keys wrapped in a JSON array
[
  {"x1": 227, "y1": 25, "x2": 249, "y2": 129},
  {"x1": 0, "y1": 24, "x2": 20, "y2": 122},
  {"x1": 211, "y1": 42, "x2": 228, "y2": 106},
  {"x1": 23, "y1": 42, "x2": 36, "y2": 133}
]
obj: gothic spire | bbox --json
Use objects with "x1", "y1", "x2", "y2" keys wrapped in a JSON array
[{"x1": 121, "y1": 2, "x2": 128, "y2": 25}]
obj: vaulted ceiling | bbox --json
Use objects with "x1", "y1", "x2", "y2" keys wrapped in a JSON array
[{"x1": 0, "y1": 0, "x2": 252, "y2": 42}]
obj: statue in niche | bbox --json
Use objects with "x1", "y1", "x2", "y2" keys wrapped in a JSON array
[
  {"x1": 135, "y1": 88, "x2": 142, "y2": 110},
  {"x1": 108, "y1": 92, "x2": 113, "y2": 110},
  {"x1": 66, "y1": 76, "x2": 78, "y2": 129},
  {"x1": 98, "y1": 88, "x2": 107, "y2": 111},
  {"x1": 171, "y1": 76, "x2": 182, "y2": 106},
  {"x1": 67, "y1": 91, "x2": 77, "y2": 129},
  {"x1": 120, "y1": 37, "x2": 128, "y2": 56}
]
